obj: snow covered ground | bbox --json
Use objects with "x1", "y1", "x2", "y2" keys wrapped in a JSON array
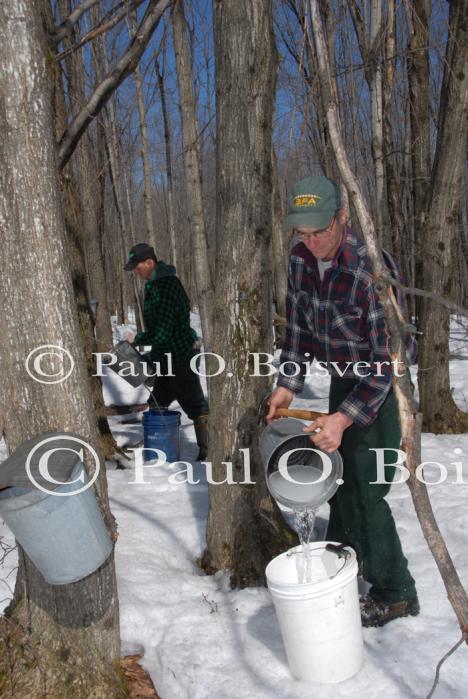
[{"x1": 1, "y1": 314, "x2": 467, "y2": 698}]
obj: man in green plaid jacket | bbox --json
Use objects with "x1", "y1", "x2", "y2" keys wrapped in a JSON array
[{"x1": 124, "y1": 243, "x2": 209, "y2": 460}]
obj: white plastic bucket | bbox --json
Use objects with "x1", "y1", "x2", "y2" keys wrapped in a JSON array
[{"x1": 266, "y1": 542, "x2": 364, "y2": 683}]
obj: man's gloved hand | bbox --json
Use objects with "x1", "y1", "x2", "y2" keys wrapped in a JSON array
[
  {"x1": 266, "y1": 387, "x2": 295, "y2": 423},
  {"x1": 303, "y1": 412, "x2": 353, "y2": 453}
]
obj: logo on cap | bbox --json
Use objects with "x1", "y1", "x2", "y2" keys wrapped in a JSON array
[{"x1": 294, "y1": 194, "x2": 321, "y2": 208}]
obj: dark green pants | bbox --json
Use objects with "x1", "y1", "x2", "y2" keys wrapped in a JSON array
[
  {"x1": 326, "y1": 377, "x2": 416, "y2": 602},
  {"x1": 148, "y1": 351, "x2": 209, "y2": 420}
]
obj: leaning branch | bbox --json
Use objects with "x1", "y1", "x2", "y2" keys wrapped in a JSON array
[
  {"x1": 382, "y1": 276, "x2": 468, "y2": 317},
  {"x1": 57, "y1": 0, "x2": 173, "y2": 170},
  {"x1": 55, "y1": 0, "x2": 147, "y2": 62},
  {"x1": 310, "y1": 0, "x2": 468, "y2": 642},
  {"x1": 51, "y1": 0, "x2": 102, "y2": 45}
]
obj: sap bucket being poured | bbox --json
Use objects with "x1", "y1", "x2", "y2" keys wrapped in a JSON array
[{"x1": 259, "y1": 417, "x2": 343, "y2": 510}]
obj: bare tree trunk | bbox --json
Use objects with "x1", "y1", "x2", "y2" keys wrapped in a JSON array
[
  {"x1": 403, "y1": 94, "x2": 417, "y2": 316},
  {"x1": 310, "y1": 0, "x2": 468, "y2": 642},
  {"x1": 406, "y1": 0, "x2": 431, "y2": 312},
  {"x1": 417, "y1": 0, "x2": 468, "y2": 434},
  {"x1": 58, "y1": 0, "x2": 114, "y2": 352},
  {"x1": 130, "y1": 12, "x2": 157, "y2": 249},
  {"x1": 156, "y1": 56, "x2": 178, "y2": 268},
  {"x1": 45, "y1": 0, "x2": 117, "y2": 459},
  {"x1": 98, "y1": 37, "x2": 136, "y2": 326},
  {"x1": 271, "y1": 149, "x2": 288, "y2": 346},
  {"x1": 383, "y1": 0, "x2": 405, "y2": 264},
  {"x1": 369, "y1": 0, "x2": 386, "y2": 245},
  {"x1": 203, "y1": 0, "x2": 295, "y2": 587},
  {"x1": 0, "y1": 2, "x2": 123, "y2": 696},
  {"x1": 172, "y1": 0, "x2": 213, "y2": 348},
  {"x1": 347, "y1": 0, "x2": 387, "y2": 245}
]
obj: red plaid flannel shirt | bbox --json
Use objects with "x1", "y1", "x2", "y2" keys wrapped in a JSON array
[{"x1": 277, "y1": 228, "x2": 417, "y2": 426}]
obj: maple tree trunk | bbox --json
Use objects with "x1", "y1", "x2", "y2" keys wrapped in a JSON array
[
  {"x1": 0, "y1": 2, "x2": 123, "y2": 696},
  {"x1": 203, "y1": 0, "x2": 296, "y2": 587}
]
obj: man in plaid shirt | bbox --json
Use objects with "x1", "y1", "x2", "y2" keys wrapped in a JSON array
[
  {"x1": 124, "y1": 244, "x2": 209, "y2": 460},
  {"x1": 267, "y1": 176, "x2": 419, "y2": 627}
]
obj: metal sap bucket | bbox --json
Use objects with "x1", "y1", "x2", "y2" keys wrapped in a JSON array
[
  {"x1": 0, "y1": 432, "x2": 112, "y2": 585},
  {"x1": 260, "y1": 418, "x2": 343, "y2": 510},
  {"x1": 108, "y1": 340, "x2": 154, "y2": 388}
]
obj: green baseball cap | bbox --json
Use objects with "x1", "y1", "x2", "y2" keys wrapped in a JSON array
[{"x1": 282, "y1": 176, "x2": 341, "y2": 231}]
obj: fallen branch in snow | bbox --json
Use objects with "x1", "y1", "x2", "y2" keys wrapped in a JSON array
[
  {"x1": 104, "y1": 403, "x2": 148, "y2": 415},
  {"x1": 201, "y1": 593, "x2": 218, "y2": 614},
  {"x1": 426, "y1": 636, "x2": 465, "y2": 699}
]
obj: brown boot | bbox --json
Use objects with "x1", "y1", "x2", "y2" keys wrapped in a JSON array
[
  {"x1": 360, "y1": 594, "x2": 420, "y2": 627},
  {"x1": 193, "y1": 415, "x2": 209, "y2": 461}
]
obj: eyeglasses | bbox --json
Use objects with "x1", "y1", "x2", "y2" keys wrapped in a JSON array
[{"x1": 295, "y1": 216, "x2": 336, "y2": 240}]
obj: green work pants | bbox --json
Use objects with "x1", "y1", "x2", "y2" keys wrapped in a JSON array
[{"x1": 326, "y1": 377, "x2": 417, "y2": 602}]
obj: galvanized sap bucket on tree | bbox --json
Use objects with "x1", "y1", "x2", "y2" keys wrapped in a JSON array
[{"x1": 0, "y1": 432, "x2": 112, "y2": 585}]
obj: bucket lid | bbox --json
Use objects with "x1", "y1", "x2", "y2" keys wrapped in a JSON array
[{"x1": 0, "y1": 432, "x2": 88, "y2": 490}]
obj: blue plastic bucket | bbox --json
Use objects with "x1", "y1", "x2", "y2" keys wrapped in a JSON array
[{"x1": 143, "y1": 409, "x2": 181, "y2": 462}]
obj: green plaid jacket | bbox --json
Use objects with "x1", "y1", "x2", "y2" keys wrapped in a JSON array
[{"x1": 135, "y1": 262, "x2": 197, "y2": 364}]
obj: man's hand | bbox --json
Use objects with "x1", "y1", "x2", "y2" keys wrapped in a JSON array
[
  {"x1": 303, "y1": 411, "x2": 352, "y2": 452},
  {"x1": 266, "y1": 387, "x2": 295, "y2": 423}
]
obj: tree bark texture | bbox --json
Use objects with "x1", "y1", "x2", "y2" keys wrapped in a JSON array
[
  {"x1": 203, "y1": 0, "x2": 296, "y2": 588},
  {"x1": 417, "y1": 0, "x2": 468, "y2": 433},
  {"x1": 172, "y1": 0, "x2": 213, "y2": 350},
  {"x1": 406, "y1": 0, "x2": 431, "y2": 308},
  {"x1": 156, "y1": 57, "x2": 178, "y2": 269},
  {"x1": 0, "y1": 2, "x2": 123, "y2": 696},
  {"x1": 131, "y1": 12, "x2": 157, "y2": 250},
  {"x1": 41, "y1": 0, "x2": 118, "y2": 460},
  {"x1": 383, "y1": 0, "x2": 406, "y2": 268},
  {"x1": 58, "y1": 0, "x2": 114, "y2": 352}
]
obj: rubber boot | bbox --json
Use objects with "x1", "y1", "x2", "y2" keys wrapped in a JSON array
[{"x1": 194, "y1": 415, "x2": 209, "y2": 460}]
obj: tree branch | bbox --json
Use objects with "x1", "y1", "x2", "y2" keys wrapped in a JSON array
[
  {"x1": 57, "y1": 0, "x2": 173, "y2": 170},
  {"x1": 426, "y1": 636, "x2": 465, "y2": 699},
  {"x1": 382, "y1": 276, "x2": 468, "y2": 317},
  {"x1": 51, "y1": 0, "x2": 102, "y2": 46},
  {"x1": 55, "y1": 0, "x2": 147, "y2": 62}
]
